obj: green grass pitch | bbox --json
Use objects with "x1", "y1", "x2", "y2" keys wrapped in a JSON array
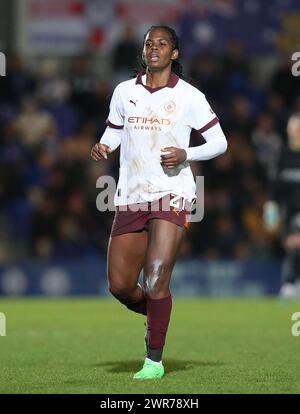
[{"x1": 0, "y1": 297, "x2": 300, "y2": 394}]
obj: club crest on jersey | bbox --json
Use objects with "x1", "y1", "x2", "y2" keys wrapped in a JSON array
[{"x1": 164, "y1": 101, "x2": 176, "y2": 113}]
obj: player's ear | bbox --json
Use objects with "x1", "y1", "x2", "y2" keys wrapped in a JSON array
[{"x1": 171, "y1": 49, "x2": 179, "y2": 61}]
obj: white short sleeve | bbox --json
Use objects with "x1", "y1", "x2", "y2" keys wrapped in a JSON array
[
  {"x1": 107, "y1": 84, "x2": 124, "y2": 128},
  {"x1": 187, "y1": 89, "x2": 219, "y2": 133}
]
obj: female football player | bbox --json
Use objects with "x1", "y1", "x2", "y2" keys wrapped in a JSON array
[{"x1": 91, "y1": 25, "x2": 227, "y2": 379}]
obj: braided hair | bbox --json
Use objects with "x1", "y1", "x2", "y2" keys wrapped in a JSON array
[{"x1": 142, "y1": 25, "x2": 183, "y2": 78}]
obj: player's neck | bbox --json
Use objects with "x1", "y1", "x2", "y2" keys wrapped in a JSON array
[{"x1": 146, "y1": 68, "x2": 172, "y2": 89}]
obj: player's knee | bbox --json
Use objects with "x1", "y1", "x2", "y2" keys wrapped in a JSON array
[
  {"x1": 108, "y1": 279, "x2": 132, "y2": 299},
  {"x1": 144, "y1": 261, "x2": 171, "y2": 298}
]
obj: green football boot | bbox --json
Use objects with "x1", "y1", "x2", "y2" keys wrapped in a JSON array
[{"x1": 133, "y1": 359, "x2": 164, "y2": 379}]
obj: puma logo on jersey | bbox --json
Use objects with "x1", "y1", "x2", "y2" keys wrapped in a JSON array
[{"x1": 129, "y1": 99, "x2": 138, "y2": 106}]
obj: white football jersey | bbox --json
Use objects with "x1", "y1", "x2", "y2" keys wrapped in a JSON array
[{"x1": 103, "y1": 71, "x2": 219, "y2": 206}]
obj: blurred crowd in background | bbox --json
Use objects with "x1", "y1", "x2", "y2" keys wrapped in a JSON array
[{"x1": 0, "y1": 23, "x2": 300, "y2": 264}]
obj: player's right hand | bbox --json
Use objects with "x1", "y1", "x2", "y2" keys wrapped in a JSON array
[{"x1": 90, "y1": 143, "x2": 112, "y2": 161}]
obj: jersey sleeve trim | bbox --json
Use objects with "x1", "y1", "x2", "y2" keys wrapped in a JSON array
[
  {"x1": 198, "y1": 116, "x2": 219, "y2": 134},
  {"x1": 106, "y1": 120, "x2": 124, "y2": 129}
]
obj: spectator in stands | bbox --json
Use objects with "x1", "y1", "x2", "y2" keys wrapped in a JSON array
[{"x1": 111, "y1": 25, "x2": 139, "y2": 85}]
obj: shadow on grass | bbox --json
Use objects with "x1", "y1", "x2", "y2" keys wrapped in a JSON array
[{"x1": 94, "y1": 359, "x2": 223, "y2": 374}]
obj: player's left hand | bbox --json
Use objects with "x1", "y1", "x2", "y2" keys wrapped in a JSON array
[{"x1": 160, "y1": 147, "x2": 187, "y2": 168}]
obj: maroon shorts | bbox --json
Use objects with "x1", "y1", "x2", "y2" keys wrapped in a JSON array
[{"x1": 111, "y1": 193, "x2": 193, "y2": 237}]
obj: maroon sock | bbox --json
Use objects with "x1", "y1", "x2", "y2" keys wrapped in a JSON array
[
  {"x1": 126, "y1": 290, "x2": 147, "y2": 315},
  {"x1": 147, "y1": 295, "x2": 172, "y2": 350}
]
